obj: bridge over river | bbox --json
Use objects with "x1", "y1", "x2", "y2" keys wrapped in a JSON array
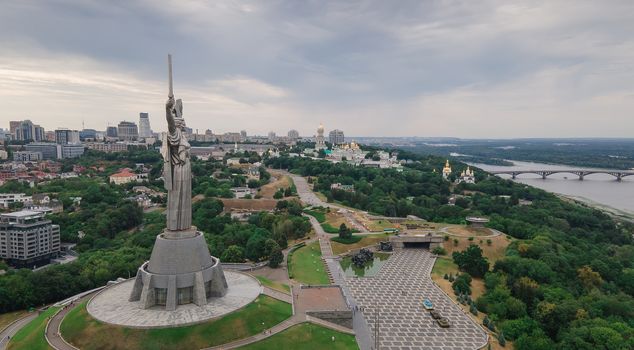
[{"x1": 490, "y1": 169, "x2": 634, "y2": 181}]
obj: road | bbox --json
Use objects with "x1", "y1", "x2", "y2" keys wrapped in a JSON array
[
  {"x1": 0, "y1": 313, "x2": 38, "y2": 350},
  {"x1": 290, "y1": 174, "x2": 369, "y2": 233}
]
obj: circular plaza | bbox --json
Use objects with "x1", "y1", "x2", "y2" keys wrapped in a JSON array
[{"x1": 87, "y1": 271, "x2": 261, "y2": 328}]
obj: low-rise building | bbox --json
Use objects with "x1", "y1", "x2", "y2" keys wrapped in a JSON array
[
  {"x1": 13, "y1": 151, "x2": 42, "y2": 162},
  {"x1": 109, "y1": 169, "x2": 138, "y2": 185},
  {"x1": 331, "y1": 183, "x2": 355, "y2": 192},
  {"x1": 61, "y1": 144, "x2": 85, "y2": 158},
  {"x1": 85, "y1": 142, "x2": 128, "y2": 153},
  {"x1": 24, "y1": 143, "x2": 61, "y2": 160},
  {"x1": 0, "y1": 193, "x2": 32, "y2": 208},
  {"x1": 230, "y1": 187, "x2": 256, "y2": 199},
  {"x1": 0, "y1": 210, "x2": 60, "y2": 268}
]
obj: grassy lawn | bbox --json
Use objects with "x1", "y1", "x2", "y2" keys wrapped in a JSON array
[
  {"x1": 7, "y1": 306, "x2": 59, "y2": 350},
  {"x1": 288, "y1": 241, "x2": 330, "y2": 285},
  {"x1": 304, "y1": 209, "x2": 326, "y2": 223},
  {"x1": 255, "y1": 275, "x2": 291, "y2": 293},
  {"x1": 366, "y1": 219, "x2": 400, "y2": 231},
  {"x1": 331, "y1": 233, "x2": 391, "y2": 255},
  {"x1": 238, "y1": 323, "x2": 358, "y2": 350},
  {"x1": 321, "y1": 223, "x2": 360, "y2": 234},
  {"x1": 0, "y1": 310, "x2": 28, "y2": 331},
  {"x1": 61, "y1": 295, "x2": 291, "y2": 350},
  {"x1": 431, "y1": 256, "x2": 459, "y2": 277}
]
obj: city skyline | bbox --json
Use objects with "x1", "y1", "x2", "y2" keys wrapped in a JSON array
[{"x1": 1, "y1": 1, "x2": 634, "y2": 137}]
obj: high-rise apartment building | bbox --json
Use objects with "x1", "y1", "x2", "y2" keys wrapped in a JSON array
[
  {"x1": 13, "y1": 120, "x2": 45, "y2": 141},
  {"x1": 117, "y1": 121, "x2": 138, "y2": 141},
  {"x1": 55, "y1": 129, "x2": 80, "y2": 144},
  {"x1": 0, "y1": 210, "x2": 60, "y2": 268},
  {"x1": 329, "y1": 129, "x2": 345, "y2": 145},
  {"x1": 79, "y1": 129, "x2": 98, "y2": 141},
  {"x1": 287, "y1": 129, "x2": 299, "y2": 140},
  {"x1": 138, "y1": 113, "x2": 153, "y2": 138}
]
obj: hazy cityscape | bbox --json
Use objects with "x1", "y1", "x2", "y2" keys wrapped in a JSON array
[{"x1": 1, "y1": 1, "x2": 633, "y2": 350}]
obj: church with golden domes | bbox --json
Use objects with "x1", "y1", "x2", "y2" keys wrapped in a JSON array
[{"x1": 442, "y1": 160, "x2": 452, "y2": 179}]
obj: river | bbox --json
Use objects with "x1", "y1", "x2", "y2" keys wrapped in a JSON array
[{"x1": 470, "y1": 160, "x2": 634, "y2": 217}]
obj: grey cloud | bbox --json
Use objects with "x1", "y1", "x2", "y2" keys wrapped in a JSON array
[{"x1": 0, "y1": 0, "x2": 633, "y2": 137}]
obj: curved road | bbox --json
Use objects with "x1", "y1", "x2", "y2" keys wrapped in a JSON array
[
  {"x1": 0, "y1": 313, "x2": 38, "y2": 350},
  {"x1": 46, "y1": 293, "x2": 96, "y2": 350}
]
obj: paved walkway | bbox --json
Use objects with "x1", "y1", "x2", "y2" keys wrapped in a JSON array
[
  {"x1": 292, "y1": 172, "x2": 378, "y2": 350},
  {"x1": 347, "y1": 249, "x2": 488, "y2": 350},
  {"x1": 439, "y1": 226, "x2": 502, "y2": 238},
  {"x1": 261, "y1": 286, "x2": 292, "y2": 304},
  {"x1": 0, "y1": 313, "x2": 37, "y2": 350}
]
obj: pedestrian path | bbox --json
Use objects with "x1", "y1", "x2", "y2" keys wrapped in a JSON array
[
  {"x1": 0, "y1": 313, "x2": 37, "y2": 350},
  {"x1": 261, "y1": 286, "x2": 292, "y2": 303},
  {"x1": 46, "y1": 293, "x2": 96, "y2": 350}
]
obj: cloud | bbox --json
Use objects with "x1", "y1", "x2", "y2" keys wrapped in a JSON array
[{"x1": 0, "y1": 0, "x2": 633, "y2": 137}]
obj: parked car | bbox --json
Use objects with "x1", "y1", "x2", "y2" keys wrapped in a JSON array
[{"x1": 437, "y1": 317, "x2": 451, "y2": 328}]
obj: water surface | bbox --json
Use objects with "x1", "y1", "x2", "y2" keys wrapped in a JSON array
[
  {"x1": 340, "y1": 252, "x2": 391, "y2": 277},
  {"x1": 471, "y1": 160, "x2": 634, "y2": 215}
]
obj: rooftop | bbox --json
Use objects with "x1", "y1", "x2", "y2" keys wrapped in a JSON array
[{"x1": 1, "y1": 210, "x2": 44, "y2": 218}]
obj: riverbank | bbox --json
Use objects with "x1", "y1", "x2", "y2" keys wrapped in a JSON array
[{"x1": 557, "y1": 194, "x2": 634, "y2": 224}]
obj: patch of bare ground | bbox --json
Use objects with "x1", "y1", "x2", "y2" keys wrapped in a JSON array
[
  {"x1": 259, "y1": 171, "x2": 293, "y2": 199},
  {"x1": 220, "y1": 198, "x2": 278, "y2": 211}
]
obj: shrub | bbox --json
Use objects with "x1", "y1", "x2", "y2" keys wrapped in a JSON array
[
  {"x1": 487, "y1": 239, "x2": 492, "y2": 246},
  {"x1": 469, "y1": 303, "x2": 478, "y2": 315},
  {"x1": 432, "y1": 246, "x2": 447, "y2": 255},
  {"x1": 468, "y1": 236, "x2": 474, "y2": 241},
  {"x1": 453, "y1": 238, "x2": 459, "y2": 246},
  {"x1": 331, "y1": 235, "x2": 362, "y2": 244}
]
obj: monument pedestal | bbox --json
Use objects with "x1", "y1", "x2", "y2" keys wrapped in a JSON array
[{"x1": 129, "y1": 228, "x2": 228, "y2": 310}]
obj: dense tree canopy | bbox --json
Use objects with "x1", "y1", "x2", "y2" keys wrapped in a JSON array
[{"x1": 267, "y1": 153, "x2": 634, "y2": 349}]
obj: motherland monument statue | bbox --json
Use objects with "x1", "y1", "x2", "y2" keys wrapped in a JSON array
[{"x1": 129, "y1": 55, "x2": 228, "y2": 311}]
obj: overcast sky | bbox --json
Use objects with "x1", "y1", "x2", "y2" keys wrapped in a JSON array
[{"x1": 1, "y1": 0, "x2": 633, "y2": 138}]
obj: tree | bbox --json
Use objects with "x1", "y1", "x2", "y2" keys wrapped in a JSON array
[
  {"x1": 221, "y1": 245, "x2": 246, "y2": 263},
  {"x1": 577, "y1": 265, "x2": 603, "y2": 290},
  {"x1": 264, "y1": 239, "x2": 281, "y2": 257},
  {"x1": 452, "y1": 244, "x2": 490, "y2": 278},
  {"x1": 273, "y1": 190, "x2": 284, "y2": 199},
  {"x1": 339, "y1": 223, "x2": 352, "y2": 239},
  {"x1": 513, "y1": 277, "x2": 541, "y2": 308},
  {"x1": 453, "y1": 273, "x2": 472, "y2": 295},
  {"x1": 269, "y1": 248, "x2": 283, "y2": 268},
  {"x1": 245, "y1": 233, "x2": 269, "y2": 261}
]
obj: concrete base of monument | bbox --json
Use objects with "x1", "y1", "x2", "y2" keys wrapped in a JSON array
[{"x1": 87, "y1": 271, "x2": 261, "y2": 328}]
